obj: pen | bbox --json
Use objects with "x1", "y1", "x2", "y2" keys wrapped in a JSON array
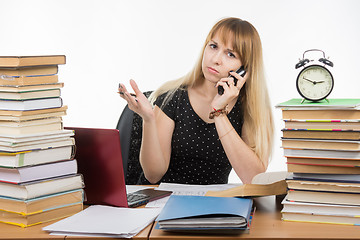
[
  {"x1": 118, "y1": 83, "x2": 137, "y2": 97},
  {"x1": 118, "y1": 91, "x2": 137, "y2": 97}
]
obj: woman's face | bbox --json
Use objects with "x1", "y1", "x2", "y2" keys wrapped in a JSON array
[{"x1": 202, "y1": 32, "x2": 242, "y2": 85}]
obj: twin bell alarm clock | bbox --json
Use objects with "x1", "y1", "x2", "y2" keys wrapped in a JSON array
[{"x1": 295, "y1": 49, "x2": 334, "y2": 102}]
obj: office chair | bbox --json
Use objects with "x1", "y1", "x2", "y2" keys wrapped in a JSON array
[{"x1": 116, "y1": 91, "x2": 152, "y2": 185}]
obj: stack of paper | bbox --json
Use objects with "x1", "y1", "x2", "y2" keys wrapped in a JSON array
[{"x1": 43, "y1": 205, "x2": 161, "y2": 238}]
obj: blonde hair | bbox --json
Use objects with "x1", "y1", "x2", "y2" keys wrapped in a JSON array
[{"x1": 150, "y1": 17, "x2": 274, "y2": 168}]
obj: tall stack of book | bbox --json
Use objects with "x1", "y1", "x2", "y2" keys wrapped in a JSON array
[
  {"x1": 0, "y1": 56, "x2": 84, "y2": 227},
  {"x1": 276, "y1": 98, "x2": 360, "y2": 226}
]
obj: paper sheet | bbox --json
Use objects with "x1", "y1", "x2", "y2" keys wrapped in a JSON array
[
  {"x1": 145, "y1": 182, "x2": 241, "y2": 208},
  {"x1": 43, "y1": 205, "x2": 161, "y2": 238}
]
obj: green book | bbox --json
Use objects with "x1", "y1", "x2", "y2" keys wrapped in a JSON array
[{"x1": 276, "y1": 98, "x2": 360, "y2": 109}]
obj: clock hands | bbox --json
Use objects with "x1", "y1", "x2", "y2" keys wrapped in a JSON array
[
  {"x1": 303, "y1": 77, "x2": 316, "y2": 84},
  {"x1": 303, "y1": 77, "x2": 325, "y2": 84}
]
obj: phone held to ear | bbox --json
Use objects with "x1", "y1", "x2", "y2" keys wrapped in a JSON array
[{"x1": 217, "y1": 66, "x2": 246, "y2": 95}]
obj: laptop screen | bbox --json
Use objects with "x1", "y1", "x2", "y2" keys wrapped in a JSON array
[{"x1": 65, "y1": 127, "x2": 128, "y2": 207}]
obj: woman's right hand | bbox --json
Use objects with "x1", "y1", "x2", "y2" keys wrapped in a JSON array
[{"x1": 118, "y1": 79, "x2": 154, "y2": 122}]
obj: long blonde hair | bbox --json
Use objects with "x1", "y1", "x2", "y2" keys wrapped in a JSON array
[{"x1": 150, "y1": 17, "x2": 274, "y2": 168}]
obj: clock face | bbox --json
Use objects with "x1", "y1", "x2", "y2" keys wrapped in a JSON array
[{"x1": 296, "y1": 65, "x2": 334, "y2": 101}]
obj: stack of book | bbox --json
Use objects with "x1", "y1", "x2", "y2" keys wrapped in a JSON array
[
  {"x1": 0, "y1": 56, "x2": 84, "y2": 227},
  {"x1": 276, "y1": 98, "x2": 360, "y2": 225}
]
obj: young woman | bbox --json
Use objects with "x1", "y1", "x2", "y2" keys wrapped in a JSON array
[{"x1": 119, "y1": 17, "x2": 274, "y2": 185}]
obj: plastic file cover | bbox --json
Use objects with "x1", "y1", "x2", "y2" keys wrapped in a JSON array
[{"x1": 156, "y1": 195, "x2": 253, "y2": 230}]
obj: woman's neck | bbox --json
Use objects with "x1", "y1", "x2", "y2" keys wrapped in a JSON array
[{"x1": 190, "y1": 78, "x2": 218, "y2": 101}]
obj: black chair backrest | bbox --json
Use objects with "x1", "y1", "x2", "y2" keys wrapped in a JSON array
[
  {"x1": 116, "y1": 105, "x2": 134, "y2": 180},
  {"x1": 116, "y1": 91, "x2": 153, "y2": 185}
]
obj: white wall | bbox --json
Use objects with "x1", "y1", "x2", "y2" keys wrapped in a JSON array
[{"x1": 1, "y1": 0, "x2": 359, "y2": 183}]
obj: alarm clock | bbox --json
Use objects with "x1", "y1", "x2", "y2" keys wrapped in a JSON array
[{"x1": 295, "y1": 49, "x2": 334, "y2": 102}]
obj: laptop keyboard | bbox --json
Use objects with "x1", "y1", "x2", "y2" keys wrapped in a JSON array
[{"x1": 127, "y1": 192, "x2": 150, "y2": 207}]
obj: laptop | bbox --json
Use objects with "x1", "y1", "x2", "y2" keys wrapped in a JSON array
[{"x1": 65, "y1": 127, "x2": 172, "y2": 208}]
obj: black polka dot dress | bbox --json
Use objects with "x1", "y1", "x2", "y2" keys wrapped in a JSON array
[{"x1": 153, "y1": 88, "x2": 244, "y2": 185}]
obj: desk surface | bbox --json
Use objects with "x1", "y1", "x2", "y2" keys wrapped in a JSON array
[
  {"x1": 0, "y1": 214, "x2": 151, "y2": 240},
  {"x1": 0, "y1": 220, "x2": 63, "y2": 240},
  {"x1": 1, "y1": 196, "x2": 360, "y2": 240}
]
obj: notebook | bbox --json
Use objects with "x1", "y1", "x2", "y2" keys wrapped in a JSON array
[{"x1": 65, "y1": 127, "x2": 172, "y2": 208}]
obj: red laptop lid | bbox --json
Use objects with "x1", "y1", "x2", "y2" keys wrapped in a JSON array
[{"x1": 65, "y1": 127, "x2": 128, "y2": 207}]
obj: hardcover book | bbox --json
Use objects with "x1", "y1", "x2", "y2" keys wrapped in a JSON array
[
  {"x1": 0, "y1": 145, "x2": 75, "y2": 168},
  {"x1": 286, "y1": 189, "x2": 360, "y2": 205},
  {"x1": 0, "y1": 75, "x2": 58, "y2": 86},
  {"x1": 286, "y1": 179, "x2": 360, "y2": 193},
  {"x1": 282, "y1": 129, "x2": 360, "y2": 140},
  {"x1": 281, "y1": 109, "x2": 360, "y2": 120},
  {"x1": 0, "y1": 105, "x2": 67, "y2": 122},
  {"x1": 0, "y1": 189, "x2": 83, "y2": 215},
  {"x1": 283, "y1": 148, "x2": 360, "y2": 160},
  {"x1": 276, "y1": 98, "x2": 360, "y2": 109},
  {"x1": 0, "y1": 65, "x2": 58, "y2": 77},
  {"x1": 286, "y1": 162, "x2": 360, "y2": 174},
  {"x1": 0, "y1": 202, "x2": 82, "y2": 228},
  {"x1": 281, "y1": 138, "x2": 360, "y2": 151},
  {"x1": 282, "y1": 199, "x2": 360, "y2": 216},
  {"x1": 0, "y1": 83, "x2": 64, "y2": 92},
  {"x1": 0, "y1": 159, "x2": 78, "y2": 184},
  {"x1": 283, "y1": 119, "x2": 360, "y2": 130},
  {"x1": 0, "y1": 174, "x2": 84, "y2": 200},
  {"x1": 282, "y1": 211, "x2": 360, "y2": 226},
  {"x1": 0, "y1": 55, "x2": 66, "y2": 68},
  {"x1": 0, "y1": 89, "x2": 61, "y2": 100},
  {"x1": 0, "y1": 121, "x2": 63, "y2": 135},
  {"x1": 0, "y1": 97, "x2": 63, "y2": 111}
]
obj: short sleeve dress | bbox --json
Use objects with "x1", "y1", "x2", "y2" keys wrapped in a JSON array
[{"x1": 150, "y1": 88, "x2": 244, "y2": 185}]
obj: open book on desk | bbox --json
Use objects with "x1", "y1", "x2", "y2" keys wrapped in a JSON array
[{"x1": 206, "y1": 171, "x2": 289, "y2": 198}]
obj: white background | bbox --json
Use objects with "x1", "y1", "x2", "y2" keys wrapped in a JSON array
[{"x1": 1, "y1": 0, "x2": 359, "y2": 183}]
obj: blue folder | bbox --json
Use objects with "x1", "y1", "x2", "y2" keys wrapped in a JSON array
[{"x1": 156, "y1": 195, "x2": 253, "y2": 231}]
